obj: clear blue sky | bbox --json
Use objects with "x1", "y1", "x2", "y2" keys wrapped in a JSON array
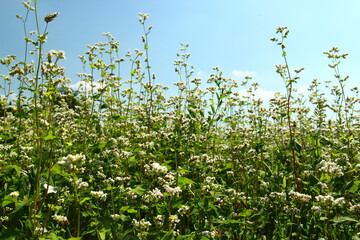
[{"x1": 1, "y1": 0, "x2": 359, "y2": 98}]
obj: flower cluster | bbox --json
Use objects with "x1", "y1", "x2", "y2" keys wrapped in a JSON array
[
  {"x1": 52, "y1": 214, "x2": 68, "y2": 224},
  {"x1": 58, "y1": 153, "x2": 86, "y2": 172},
  {"x1": 90, "y1": 190, "x2": 107, "y2": 201},
  {"x1": 145, "y1": 162, "x2": 168, "y2": 174},
  {"x1": 9, "y1": 191, "x2": 20, "y2": 198},
  {"x1": 315, "y1": 195, "x2": 346, "y2": 207},
  {"x1": 318, "y1": 160, "x2": 344, "y2": 176},
  {"x1": 177, "y1": 205, "x2": 190, "y2": 216},
  {"x1": 288, "y1": 190, "x2": 312, "y2": 203},
  {"x1": 163, "y1": 185, "x2": 182, "y2": 196}
]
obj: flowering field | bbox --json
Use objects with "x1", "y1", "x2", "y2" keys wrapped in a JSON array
[{"x1": 1, "y1": 1, "x2": 360, "y2": 240}]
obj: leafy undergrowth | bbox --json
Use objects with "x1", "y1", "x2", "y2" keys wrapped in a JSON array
[{"x1": 1, "y1": 1, "x2": 360, "y2": 240}]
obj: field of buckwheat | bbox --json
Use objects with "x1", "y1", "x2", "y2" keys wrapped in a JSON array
[{"x1": 1, "y1": 1, "x2": 360, "y2": 239}]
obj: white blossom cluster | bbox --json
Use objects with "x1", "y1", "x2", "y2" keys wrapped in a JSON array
[
  {"x1": 34, "y1": 226, "x2": 48, "y2": 234},
  {"x1": 58, "y1": 153, "x2": 86, "y2": 172},
  {"x1": 169, "y1": 215, "x2": 180, "y2": 227},
  {"x1": 0, "y1": 216, "x2": 9, "y2": 223},
  {"x1": 311, "y1": 205, "x2": 321, "y2": 212},
  {"x1": 201, "y1": 230, "x2": 217, "y2": 238},
  {"x1": 154, "y1": 215, "x2": 164, "y2": 227},
  {"x1": 126, "y1": 187, "x2": 138, "y2": 199},
  {"x1": 9, "y1": 191, "x2": 20, "y2": 198},
  {"x1": 90, "y1": 190, "x2": 107, "y2": 201},
  {"x1": 73, "y1": 178, "x2": 89, "y2": 190},
  {"x1": 205, "y1": 176, "x2": 216, "y2": 184},
  {"x1": 132, "y1": 218, "x2": 151, "y2": 228},
  {"x1": 318, "y1": 160, "x2": 344, "y2": 176},
  {"x1": 288, "y1": 190, "x2": 312, "y2": 203},
  {"x1": 132, "y1": 215, "x2": 152, "y2": 238},
  {"x1": 110, "y1": 214, "x2": 121, "y2": 220},
  {"x1": 145, "y1": 162, "x2": 168, "y2": 174},
  {"x1": 350, "y1": 204, "x2": 360, "y2": 213},
  {"x1": 177, "y1": 205, "x2": 190, "y2": 216},
  {"x1": 52, "y1": 214, "x2": 68, "y2": 224},
  {"x1": 315, "y1": 195, "x2": 346, "y2": 206},
  {"x1": 143, "y1": 188, "x2": 164, "y2": 202},
  {"x1": 115, "y1": 176, "x2": 131, "y2": 182},
  {"x1": 163, "y1": 185, "x2": 182, "y2": 196},
  {"x1": 163, "y1": 172, "x2": 176, "y2": 184},
  {"x1": 270, "y1": 192, "x2": 286, "y2": 200}
]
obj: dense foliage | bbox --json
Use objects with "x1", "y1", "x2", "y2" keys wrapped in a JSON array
[{"x1": 1, "y1": 1, "x2": 360, "y2": 239}]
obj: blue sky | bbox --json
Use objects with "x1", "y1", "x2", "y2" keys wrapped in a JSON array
[{"x1": 1, "y1": 0, "x2": 359, "y2": 99}]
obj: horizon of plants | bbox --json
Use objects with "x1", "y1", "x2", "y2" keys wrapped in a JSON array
[{"x1": 1, "y1": 1, "x2": 360, "y2": 239}]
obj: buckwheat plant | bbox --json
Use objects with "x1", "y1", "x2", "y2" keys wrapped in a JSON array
[{"x1": 2, "y1": 1, "x2": 360, "y2": 239}]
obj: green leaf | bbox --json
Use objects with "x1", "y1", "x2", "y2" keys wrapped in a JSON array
[
  {"x1": 39, "y1": 233, "x2": 64, "y2": 240},
  {"x1": 51, "y1": 163, "x2": 62, "y2": 175},
  {"x1": 320, "y1": 173, "x2": 331, "y2": 182},
  {"x1": 290, "y1": 139, "x2": 302, "y2": 153},
  {"x1": 239, "y1": 209, "x2": 253, "y2": 217},
  {"x1": 12, "y1": 199, "x2": 30, "y2": 215},
  {"x1": 44, "y1": 131, "x2": 57, "y2": 141},
  {"x1": 332, "y1": 216, "x2": 358, "y2": 224},
  {"x1": 120, "y1": 214, "x2": 129, "y2": 221},
  {"x1": 283, "y1": 176, "x2": 287, "y2": 188},
  {"x1": 127, "y1": 208, "x2": 137, "y2": 214},
  {"x1": 97, "y1": 228, "x2": 110, "y2": 240},
  {"x1": 6, "y1": 164, "x2": 21, "y2": 177},
  {"x1": 132, "y1": 185, "x2": 146, "y2": 196},
  {"x1": 350, "y1": 181, "x2": 360, "y2": 192},
  {"x1": 80, "y1": 197, "x2": 91, "y2": 205},
  {"x1": 2, "y1": 195, "x2": 15, "y2": 207},
  {"x1": 178, "y1": 168, "x2": 191, "y2": 174},
  {"x1": 0, "y1": 228, "x2": 24, "y2": 240},
  {"x1": 178, "y1": 176, "x2": 195, "y2": 189},
  {"x1": 120, "y1": 206, "x2": 130, "y2": 212}
]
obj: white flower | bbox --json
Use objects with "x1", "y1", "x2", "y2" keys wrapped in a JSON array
[
  {"x1": 132, "y1": 218, "x2": 151, "y2": 229},
  {"x1": 163, "y1": 185, "x2": 182, "y2": 195},
  {"x1": 150, "y1": 162, "x2": 168, "y2": 173},
  {"x1": 288, "y1": 190, "x2": 312, "y2": 203},
  {"x1": 205, "y1": 176, "x2": 216, "y2": 184},
  {"x1": 9, "y1": 191, "x2": 19, "y2": 198},
  {"x1": 74, "y1": 178, "x2": 89, "y2": 190},
  {"x1": 90, "y1": 191, "x2": 107, "y2": 201},
  {"x1": 34, "y1": 226, "x2": 48, "y2": 234},
  {"x1": 52, "y1": 214, "x2": 68, "y2": 223},
  {"x1": 318, "y1": 160, "x2": 344, "y2": 176},
  {"x1": 43, "y1": 184, "x2": 57, "y2": 194},
  {"x1": 0, "y1": 216, "x2": 9, "y2": 223},
  {"x1": 154, "y1": 215, "x2": 164, "y2": 227},
  {"x1": 169, "y1": 215, "x2": 180, "y2": 225},
  {"x1": 350, "y1": 204, "x2": 360, "y2": 212},
  {"x1": 149, "y1": 188, "x2": 164, "y2": 198},
  {"x1": 178, "y1": 205, "x2": 190, "y2": 216},
  {"x1": 311, "y1": 206, "x2": 321, "y2": 212},
  {"x1": 315, "y1": 195, "x2": 334, "y2": 205},
  {"x1": 270, "y1": 192, "x2": 286, "y2": 200},
  {"x1": 110, "y1": 214, "x2": 121, "y2": 220},
  {"x1": 333, "y1": 197, "x2": 346, "y2": 206}
]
